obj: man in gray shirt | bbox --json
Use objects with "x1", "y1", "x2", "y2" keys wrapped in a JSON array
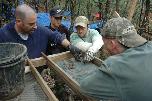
[{"x1": 80, "y1": 17, "x2": 152, "y2": 101}]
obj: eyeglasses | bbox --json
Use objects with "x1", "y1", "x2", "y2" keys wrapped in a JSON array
[{"x1": 54, "y1": 17, "x2": 62, "y2": 20}]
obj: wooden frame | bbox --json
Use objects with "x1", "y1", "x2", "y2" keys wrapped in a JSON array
[
  {"x1": 27, "y1": 59, "x2": 59, "y2": 101},
  {"x1": 27, "y1": 51, "x2": 101, "y2": 101}
]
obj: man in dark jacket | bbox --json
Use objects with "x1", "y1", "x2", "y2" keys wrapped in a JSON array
[{"x1": 47, "y1": 6, "x2": 71, "y2": 55}]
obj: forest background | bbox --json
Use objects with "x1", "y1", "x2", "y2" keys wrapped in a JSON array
[{"x1": 0, "y1": 0, "x2": 151, "y2": 39}]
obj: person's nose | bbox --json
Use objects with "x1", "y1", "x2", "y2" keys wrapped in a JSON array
[
  {"x1": 78, "y1": 29, "x2": 82, "y2": 34},
  {"x1": 33, "y1": 23, "x2": 37, "y2": 29},
  {"x1": 57, "y1": 20, "x2": 61, "y2": 24}
]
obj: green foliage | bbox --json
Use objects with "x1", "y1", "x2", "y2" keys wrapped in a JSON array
[
  {"x1": 94, "y1": 0, "x2": 107, "y2": 3},
  {"x1": 0, "y1": 0, "x2": 151, "y2": 33}
]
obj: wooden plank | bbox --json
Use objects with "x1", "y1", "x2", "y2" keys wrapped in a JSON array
[
  {"x1": 29, "y1": 51, "x2": 72, "y2": 67},
  {"x1": 27, "y1": 58, "x2": 59, "y2": 101},
  {"x1": 113, "y1": 11, "x2": 120, "y2": 18},
  {"x1": 41, "y1": 52, "x2": 95, "y2": 101},
  {"x1": 50, "y1": 52, "x2": 73, "y2": 62},
  {"x1": 28, "y1": 51, "x2": 102, "y2": 68}
]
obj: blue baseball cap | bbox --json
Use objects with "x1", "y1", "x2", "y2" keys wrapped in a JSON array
[{"x1": 49, "y1": 6, "x2": 63, "y2": 17}]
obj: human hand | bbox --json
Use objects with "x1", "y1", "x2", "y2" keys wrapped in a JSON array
[
  {"x1": 68, "y1": 45, "x2": 84, "y2": 61},
  {"x1": 83, "y1": 51, "x2": 95, "y2": 63}
]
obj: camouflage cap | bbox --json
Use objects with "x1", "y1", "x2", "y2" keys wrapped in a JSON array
[
  {"x1": 102, "y1": 17, "x2": 147, "y2": 47},
  {"x1": 75, "y1": 16, "x2": 89, "y2": 28}
]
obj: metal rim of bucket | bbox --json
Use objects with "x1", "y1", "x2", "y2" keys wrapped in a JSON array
[{"x1": 0, "y1": 43, "x2": 27, "y2": 67}]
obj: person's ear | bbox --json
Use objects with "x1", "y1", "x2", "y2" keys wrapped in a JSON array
[
  {"x1": 111, "y1": 40, "x2": 117, "y2": 49},
  {"x1": 16, "y1": 18, "x2": 22, "y2": 26}
]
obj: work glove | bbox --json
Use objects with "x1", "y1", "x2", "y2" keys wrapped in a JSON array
[
  {"x1": 68, "y1": 44, "x2": 84, "y2": 61},
  {"x1": 83, "y1": 51, "x2": 95, "y2": 63}
]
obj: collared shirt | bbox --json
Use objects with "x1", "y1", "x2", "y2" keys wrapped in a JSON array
[{"x1": 18, "y1": 33, "x2": 28, "y2": 40}]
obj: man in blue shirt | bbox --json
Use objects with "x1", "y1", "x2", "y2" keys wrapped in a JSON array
[
  {"x1": 0, "y1": 4, "x2": 74, "y2": 59},
  {"x1": 0, "y1": 4, "x2": 84, "y2": 100},
  {"x1": 47, "y1": 6, "x2": 71, "y2": 55}
]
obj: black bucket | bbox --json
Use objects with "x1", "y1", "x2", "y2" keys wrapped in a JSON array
[{"x1": 0, "y1": 43, "x2": 27, "y2": 100}]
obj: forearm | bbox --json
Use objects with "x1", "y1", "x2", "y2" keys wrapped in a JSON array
[
  {"x1": 88, "y1": 36, "x2": 103, "y2": 53},
  {"x1": 75, "y1": 42, "x2": 92, "y2": 52}
]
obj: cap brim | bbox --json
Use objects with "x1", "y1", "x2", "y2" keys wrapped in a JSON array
[
  {"x1": 75, "y1": 22, "x2": 87, "y2": 28},
  {"x1": 119, "y1": 32, "x2": 147, "y2": 48},
  {"x1": 53, "y1": 14, "x2": 63, "y2": 17}
]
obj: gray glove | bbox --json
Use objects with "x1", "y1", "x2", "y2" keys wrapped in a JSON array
[
  {"x1": 83, "y1": 51, "x2": 95, "y2": 63},
  {"x1": 68, "y1": 45, "x2": 84, "y2": 61}
]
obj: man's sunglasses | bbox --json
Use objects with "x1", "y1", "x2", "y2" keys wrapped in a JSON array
[{"x1": 54, "y1": 17, "x2": 62, "y2": 20}]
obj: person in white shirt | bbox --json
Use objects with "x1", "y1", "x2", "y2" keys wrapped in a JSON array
[{"x1": 70, "y1": 16, "x2": 104, "y2": 62}]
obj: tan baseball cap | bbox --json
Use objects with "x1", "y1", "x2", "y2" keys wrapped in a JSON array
[
  {"x1": 74, "y1": 16, "x2": 89, "y2": 28},
  {"x1": 102, "y1": 17, "x2": 147, "y2": 48}
]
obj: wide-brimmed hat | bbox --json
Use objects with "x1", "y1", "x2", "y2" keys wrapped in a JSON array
[{"x1": 102, "y1": 17, "x2": 147, "y2": 48}]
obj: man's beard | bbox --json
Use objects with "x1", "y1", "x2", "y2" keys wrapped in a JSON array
[{"x1": 22, "y1": 29, "x2": 35, "y2": 35}]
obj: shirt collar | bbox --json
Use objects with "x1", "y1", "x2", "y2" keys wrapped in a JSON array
[{"x1": 18, "y1": 33, "x2": 29, "y2": 40}]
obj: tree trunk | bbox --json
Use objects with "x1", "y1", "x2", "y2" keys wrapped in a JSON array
[
  {"x1": 115, "y1": 0, "x2": 119, "y2": 13},
  {"x1": 105, "y1": 0, "x2": 111, "y2": 20},
  {"x1": 127, "y1": 0, "x2": 138, "y2": 21},
  {"x1": 45, "y1": 0, "x2": 48, "y2": 12},
  {"x1": 69, "y1": 0, "x2": 77, "y2": 32}
]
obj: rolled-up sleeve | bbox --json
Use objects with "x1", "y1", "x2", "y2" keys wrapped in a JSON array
[
  {"x1": 70, "y1": 32, "x2": 92, "y2": 52},
  {"x1": 87, "y1": 29, "x2": 103, "y2": 53}
]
